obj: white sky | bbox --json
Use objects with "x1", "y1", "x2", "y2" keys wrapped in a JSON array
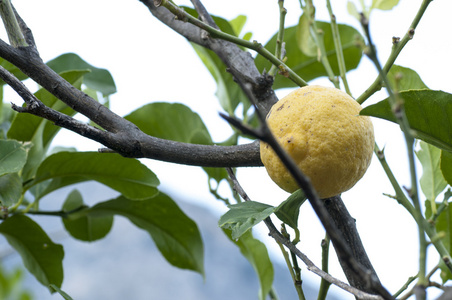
[{"x1": 7, "y1": 0, "x2": 452, "y2": 299}]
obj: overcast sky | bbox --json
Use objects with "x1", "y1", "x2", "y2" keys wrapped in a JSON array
[{"x1": 5, "y1": 0, "x2": 452, "y2": 299}]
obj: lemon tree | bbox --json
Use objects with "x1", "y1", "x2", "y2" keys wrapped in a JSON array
[
  {"x1": 1, "y1": 1, "x2": 452, "y2": 300},
  {"x1": 260, "y1": 85, "x2": 374, "y2": 198}
]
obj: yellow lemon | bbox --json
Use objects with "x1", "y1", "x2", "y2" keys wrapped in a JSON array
[{"x1": 260, "y1": 85, "x2": 374, "y2": 198}]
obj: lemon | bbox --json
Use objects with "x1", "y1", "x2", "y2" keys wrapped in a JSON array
[{"x1": 260, "y1": 85, "x2": 374, "y2": 199}]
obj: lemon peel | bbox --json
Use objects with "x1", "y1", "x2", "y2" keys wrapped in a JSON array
[{"x1": 260, "y1": 85, "x2": 374, "y2": 198}]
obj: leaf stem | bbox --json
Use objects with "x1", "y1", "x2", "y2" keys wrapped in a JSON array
[
  {"x1": 305, "y1": 0, "x2": 339, "y2": 88},
  {"x1": 281, "y1": 224, "x2": 306, "y2": 300},
  {"x1": 356, "y1": 0, "x2": 433, "y2": 104},
  {"x1": 157, "y1": 0, "x2": 307, "y2": 87},
  {"x1": 326, "y1": 0, "x2": 351, "y2": 95},
  {"x1": 269, "y1": 0, "x2": 287, "y2": 76},
  {"x1": 317, "y1": 234, "x2": 331, "y2": 300}
]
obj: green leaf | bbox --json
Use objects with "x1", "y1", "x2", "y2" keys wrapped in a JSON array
[
  {"x1": 193, "y1": 43, "x2": 250, "y2": 115},
  {"x1": 416, "y1": 141, "x2": 447, "y2": 201},
  {"x1": 62, "y1": 189, "x2": 113, "y2": 242},
  {"x1": 7, "y1": 70, "x2": 88, "y2": 181},
  {"x1": 49, "y1": 284, "x2": 73, "y2": 300},
  {"x1": 425, "y1": 199, "x2": 452, "y2": 283},
  {"x1": 46, "y1": 53, "x2": 117, "y2": 96},
  {"x1": 255, "y1": 24, "x2": 363, "y2": 89},
  {"x1": 441, "y1": 151, "x2": 452, "y2": 188},
  {"x1": 229, "y1": 15, "x2": 247, "y2": 37},
  {"x1": 296, "y1": 14, "x2": 318, "y2": 57},
  {"x1": 0, "y1": 140, "x2": 30, "y2": 176},
  {"x1": 387, "y1": 65, "x2": 428, "y2": 91},
  {"x1": 79, "y1": 194, "x2": 204, "y2": 275},
  {"x1": 181, "y1": 7, "x2": 251, "y2": 116},
  {"x1": 0, "y1": 215, "x2": 64, "y2": 288},
  {"x1": 224, "y1": 229, "x2": 274, "y2": 300},
  {"x1": 274, "y1": 189, "x2": 306, "y2": 230},
  {"x1": 32, "y1": 152, "x2": 159, "y2": 201},
  {"x1": 0, "y1": 173, "x2": 22, "y2": 207},
  {"x1": 371, "y1": 0, "x2": 400, "y2": 10},
  {"x1": 125, "y1": 102, "x2": 212, "y2": 144},
  {"x1": 218, "y1": 201, "x2": 275, "y2": 240},
  {"x1": 346, "y1": 1, "x2": 361, "y2": 20},
  {"x1": 361, "y1": 90, "x2": 452, "y2": 152}
]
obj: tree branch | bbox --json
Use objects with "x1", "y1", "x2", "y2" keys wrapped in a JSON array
[
  {"x1": 139, "y1": 0, "x2": 279, "y2": 115},
  {"x1": 0, "y1": 3, "x2": 263, "y2": 168}
]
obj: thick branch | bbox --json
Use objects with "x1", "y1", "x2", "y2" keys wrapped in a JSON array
[{"x1": 324, "y1": 196, "x2": 382, "y2": 293}]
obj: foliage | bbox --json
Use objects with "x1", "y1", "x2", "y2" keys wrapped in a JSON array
[{"x1": 0, "y1": 0, "x2": 451, "y2": 300}]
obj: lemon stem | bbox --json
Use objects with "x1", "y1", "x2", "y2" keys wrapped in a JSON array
[
  {"x1": 326, "y1": 0, "x2": 351, "y2": 96},
  {"x1": 156, "y1": 0, "x2": 308, "y2": 87}
]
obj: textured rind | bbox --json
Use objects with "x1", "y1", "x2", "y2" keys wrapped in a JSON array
[{"x1": 260, "y1": 85, "x2": 374, "y2": 198}]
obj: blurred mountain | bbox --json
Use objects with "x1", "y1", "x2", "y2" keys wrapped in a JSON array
[{"x1": 1, "y1": 182, "x2": 342, "y2": 299}]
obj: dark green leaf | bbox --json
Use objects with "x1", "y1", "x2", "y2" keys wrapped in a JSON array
[
  {"x1": 33, "y1": 152, "x2": 159, "y2": 200},
  {"x1": 62, "y1": 190, "x2": 113, "y2": 242},
  {"x1": 441, "y1": 151, "x2": 452, "y2": 188},
  {"x1": 0, "y1": 140, "x2": 30, "y2": 176},
  {"x1": 416, "y1": 141, "x2": 447, "y2": 201},
  {"x1": 125, "y1": 102, "x2": 212, "y2": 144},
  {"x1": 79, "y1": 194, "x2": 204, "y2": 275},
  {"x1": 361, "y1": 90, "x2": 452, "y2": 152},
  {"x1": 125, "y1": 102, "x2": 228, "y2": 184},
  {"x1": 224, "y1": 229, "x2": 274, "y2": 300},
  {"x1": 274, "y1": 189, "x2": 306, "y2": 229},
  {"x1": 46, "y1": 53, "x2": 117, "y2": 96},
  {"x1": 0, "y1": 173, "x2": 22, "y2": 207},
  {"x1": 219, "y1": 201, "x2": 275, "y2": 240},
  {"x1": 255, "y1": 24, "x2": 363, "y2": 89},
  {"x1": 387, "y1": 65, "x2": 428, "y2": 91},
  {"x1": 0, "y1": 215, "x2": 64, "y2": 288}
]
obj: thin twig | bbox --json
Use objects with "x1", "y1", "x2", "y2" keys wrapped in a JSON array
[
  {"x1": 356, "y1": 0, "x2": 433, "y2": 104},
  {"x1": 361, "y1": 14, "x2": 427, "y2": 295},
  {"x1": 269, "y1": 0, "x2": 287, "y2": 76}
]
